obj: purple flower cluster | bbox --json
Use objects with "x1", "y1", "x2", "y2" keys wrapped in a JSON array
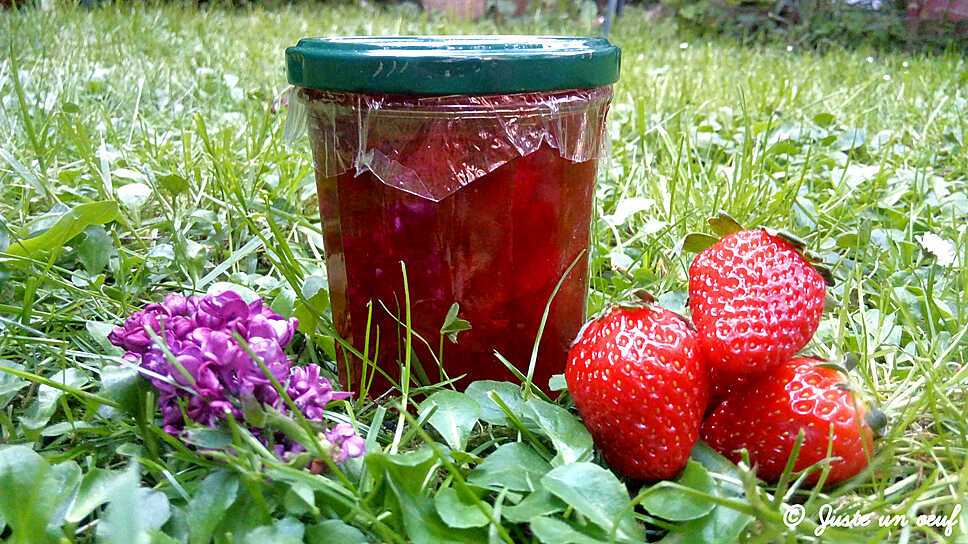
[{"x1": 109, "y1": 290, "x2": 365, "y2": 464}]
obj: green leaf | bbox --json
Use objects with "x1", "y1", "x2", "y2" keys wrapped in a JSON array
[
  {"x1": 20, "y1": 368, "x2": 88, "y2": 431},
  {"x1": 271, "y1": 287, "x2": 297, "y2": 318},
  {"x1": 522, "y1": 398, "x2": 593, "y2": 465},
  {"x1": 0, "y1": 148, "x2": 44, "y2": 196},
  {"x1": 40, "y1": 421, "x2": 97, "y2": 437},
  {"x1": 418, "y1": 390, "x2": 480, "y2": 450},
  {"x1": 301, "y1": 272, "x2": 328, "y2": 301},
  {"x1": 529, "y1": 516, "x2": 608, "y2": 544},
  {"x1": 681, "y1": 232, "x2": 719, "y2": 253},
  {"x1": 0, "y1": 361, "x2": 28, "y2": 409},
  {"x1": 85, "y1": 321, "x2": 122, "y2": 355},
  {"x1": 640, "y1": 460, "x2": 716, "y2": 521},
  {"x1": 149, "y1": 532, "x2": 181, "y2": 544},
  {"x1": 659, "y1": 505, "x2": 751, "y2": 544},
  {"x1": 97, "y1": 365, "x2": 143, "y2": 416},
  {"x1": 440, "y1": 302, "x2": 472, "y2": 343},
  {"x1": 211, "y1": 493, "x2": 270, "y2": 541},
  {"x1": 117, "y1": 182, "x2": 152, "y2": 212},
  {"x1": 367, "y1": 449, "x2": 486, "y2": 544},
  {"x1": 0, "y1": 445, "x2": 58, "y2": 543},
  {"x1": 243, "y1": 518, "x2": 305, "y2": 544},
  {"x1": 43, "y1": 461, "x2": 82, "y2": 530},
  {"x1": 306, "y1": 520, "x2": 369, "y2": 543},
  {"x1": 707, "y1": 212, "x2": 743, "y2": 237},
  {"x1": 399, "y1": 493, "x2": 487, "y2": 544},
  {"x1": 65, "y1": 468, "x2": 128, "y2": 523},
  {"x1": 7, "y1": 201, "x2": 120, "y2": 258},
  {"x1": 690, "y1": 442, "x2": 743, "y2": 490},
  {"x1": 835, "y1": 128, "x2": 866, "y2": 151},
  {"x1": 294, "y1": 273, "x2": 330, "y2": 334},
  {"x1": 812, "y1": 112, "x2": 836, "y2": 127},
  {"x1": 241, "y1": 395, "x2": 268, "y2": 429},
  {"x1": 659, "y1": 443, "x2": 752, "y2": 544},
  {"x1": 502, "y1": 488, "x2": 566, "y2": 523},
  {"x1": 465, "y1": 381, "x2": 525, "y2": 427},
  {"x1": 656, "y1": 291, "x2": 688, "y2": 315},
  {"x1": 264, "y1": 410, "x2": 314, "y2": 449},
  {"x1": 548, "y1": 374, "x2": 567, "y2": 392},
  {"x1": 97, "y1": 463, "x2": 170, "y2": 544},
  {"x1": 541, "y1": 463, "x2": 644, "y2": 543},
  {"x1": 188, "y1": 470, "x2": 239, "y2": 544},
  {"x1": 766, "y1": 227, "x2": 807, "y2": 250},
  {"x1": 468, "y1": 442, "x2": 552, "y2": 492},
  {"x1": 158, "y1": 173, "x2": 190, "y2": 195},
  {"x1": 766, "y1": 140, "x2": 800, "y2": 156},
  {"x1": 77, "y1": 225, "x2": 113, "y2": 274},
  {"x1": 367, "y1": 447, "x2": 438, "y2": 497},
  {"x1": 183, "y1": 426, "x2": 233, "y2": 449},
  {"x1": 135, "y1": 488, "x2": 173, "y2": 533},
  {"x1": 434, "y1": 486, "x2": 489, "y2": 528},
  {"x1": 283, "y1": 481, "x2": 317, "y2": 516}
]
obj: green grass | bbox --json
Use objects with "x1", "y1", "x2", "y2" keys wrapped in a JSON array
[{"x1": 1, "y1": 2, "x2": 966, "y2": 543}]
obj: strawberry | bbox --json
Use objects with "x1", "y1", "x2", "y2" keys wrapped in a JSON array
[
  {"x1": 708, "y1": 367, "x2": 753, "y2": 407},
  {"x1": 701, "y1": 356, "x2": 880, "y2": 486},
  {"x1": 689, "y1": 227, "x2": 827, "y2": 376},
  {"x1": 566, "y1": 305, "x2": 709, "y2": 480}
]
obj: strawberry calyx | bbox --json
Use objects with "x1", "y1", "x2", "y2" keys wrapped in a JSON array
[
  {"x1": 707, "y1": 211, "x2": 743, "y2": 237},
  {"x1": 815, "y1": 352, "x2": 860, "y2": 375},
  {"x1": 632, "y1": 289, "x2": 656, "y2": 304},
  {"x1": 767, "y1": 228, "x2": 808, "y2": 250},
  {"x1": 681, "y1": 232, "x2": 720, "y2": 253},
  {"x1": 680, "y1": 212, "x2": 835, "y2": 286},
  {"x1": 628, "y1": 291, "x2": 698, "y2": 330},
  {"x1": 765, "y1": 226, "x2": 835, "y2": 287},
  {"x1": 865, "y1": 407, "x2": 888, "y2": 438},
  {"x1": 842, "y1": 352, "x2": 859, "y2": 372},
  {"x1": 579, "y1": 293, "x2": 694, "y2": 339},
  {"x1": 571, "y1": 299, "x2": 653, "y2": 346}
]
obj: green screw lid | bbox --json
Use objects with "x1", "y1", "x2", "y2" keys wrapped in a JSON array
[{"x1": 286, "y1": 35, "x2": 620, "y2": 95}]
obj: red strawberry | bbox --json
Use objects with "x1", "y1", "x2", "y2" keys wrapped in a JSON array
[
  {"x1": 708, "y1": 367, "x2": 753, "y2": 407},
  {"x1": 566, "y1": 305, "x2": 709, "y2": 480},
  {"x1": 701, "y1": 356, "x2": 879, "y2": 486},
  {"x1": 689, "y1": 228, "x2": 827, "y2": 376}
]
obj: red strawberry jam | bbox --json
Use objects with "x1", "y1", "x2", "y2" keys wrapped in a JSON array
[{"x1": 306, "y1": 88, "x2": 609, "y2": 395}]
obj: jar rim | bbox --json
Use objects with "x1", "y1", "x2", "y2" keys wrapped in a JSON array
[{"x1": 286, "y1": 35, "x2": 621, "y2": 95}]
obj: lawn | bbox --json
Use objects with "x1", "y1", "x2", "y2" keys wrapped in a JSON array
[{"x1": 1, "y1": 2, "x2": 966, "y2": 543}]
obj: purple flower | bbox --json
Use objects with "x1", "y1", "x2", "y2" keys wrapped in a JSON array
[
  {"x1": 167, "y1": 316, "x2": 195, "y2": 339},
  {"x1": 108, "y1": 289, "x2": 363, "y2": 464},
  {"x1": 247, "y1": 313, "x2": 298, "y2": 348},
  {"x1": 108, "y1": 305, "x2": 169, "y2": 354},
  {"x1": 161, "y1": 293, "x2": 193, "y2": 316},
  {"x1": 187, "y1": 394, "x2": 238, "y2": 428},
  {"x1": 287, "y1": 364, "x2": 351, "y2": 421},
  {"x1": 326, "y1": 423, "x2": 366, "y2": 463},
  {"x1": 195, "y1": 290, "x2": 250, "y2": 329},
  {"x1": 159, "y1": 394, "x2": 184, "y2": 435},
  {"x1": 192, "y1": 329, "x2": 245, "y2": 373},
  {"x1": 270, "y1": 434, "x2": 306, "y2": 460}
]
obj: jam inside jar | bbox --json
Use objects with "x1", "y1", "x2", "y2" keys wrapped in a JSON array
[{"x1": 287, "y1": 36, "x2": 619, "y2": 395}]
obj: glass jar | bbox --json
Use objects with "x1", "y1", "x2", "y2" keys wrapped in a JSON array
[{"x1": 286, "y1": 36, "x2": 620, "y2": 395}]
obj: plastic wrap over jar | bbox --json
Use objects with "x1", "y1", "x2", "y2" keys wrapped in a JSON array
[{"x1": 294, "y1": 87, "x2": 612, "y2": 202}]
